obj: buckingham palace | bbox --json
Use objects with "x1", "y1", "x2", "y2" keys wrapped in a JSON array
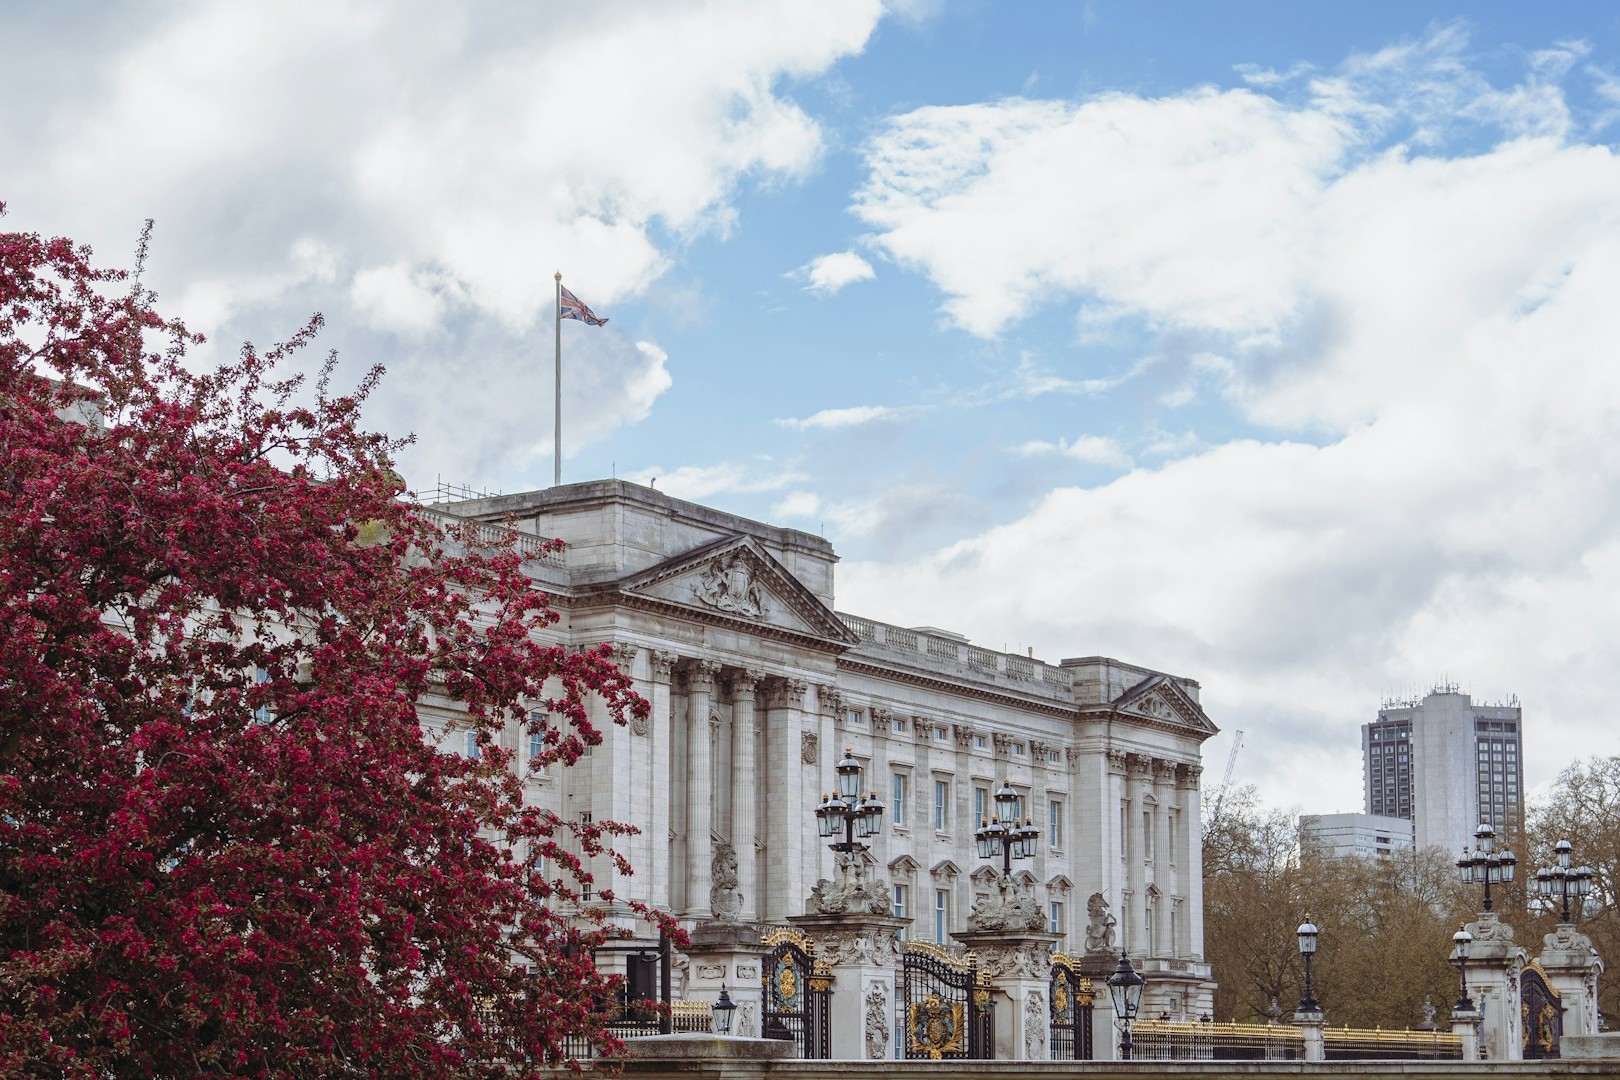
[{"x1": 422, "y1": 479, "x2": 1218, "y2": 1021}]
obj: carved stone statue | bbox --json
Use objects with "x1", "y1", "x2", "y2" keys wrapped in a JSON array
[
  {"x1": 710, "y1": 843, "x2": 742, "y2": 919},
  {"x1": 1084, "y1": 892, "x2": 1118, "y2": 955},
  {"x1": 807, "y1": 851, "x2": 891, "y2": 916},
  {"x1": 967, "y1": 876, "x2": 1046, "y2": 932}
]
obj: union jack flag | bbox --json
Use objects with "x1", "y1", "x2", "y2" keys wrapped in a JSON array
[{"x1": 558, "y1": 285, "x2": 608, "y2": 326}]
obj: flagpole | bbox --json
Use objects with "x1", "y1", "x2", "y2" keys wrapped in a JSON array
[{"x1": 554, "y1": 270, "x2": 562, "y2": 487}]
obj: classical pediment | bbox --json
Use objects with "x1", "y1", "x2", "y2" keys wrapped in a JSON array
[
  {"x1": 1113, "y1": 674, "x2": 1218, "y2": 737},
  {"x1": 614, "y1": 535, "x2": 859, "y2": 643}
]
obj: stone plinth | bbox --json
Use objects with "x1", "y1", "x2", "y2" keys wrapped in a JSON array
[
  {"x1": 1563, "y1": 1032, "x2": 1620, "y2": 1059},
  {"x1": 1450, "y1": 1006, "x2": 1481, "y2": 1061},
  {"x1": 1538, "y1": 923, "x2": 1604, "y2": 1039},
  {"x1": 952, "y1": 929, "x2": 1061, "y2": 1061},
  {"x1": 614, "y1": 1033, "x2": 799, "y2": 1060},
  {"x1": 687, "y1": 920, "x2": 767, "y2": 1039},
  {"x1": 789, "y1": 912, "x2": 909, "y2": 1062},
  {"x1": 1460, "y1": 912, "x2": 1525, "y2": 1061},
  {"x1": 1292, "y1": 1007, "x2": 1325, "y2": 1062}
]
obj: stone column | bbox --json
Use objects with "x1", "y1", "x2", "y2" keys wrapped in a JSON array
[
  {"x1": 1538, "y1": 923, "x2": 1604, "y2": 1038},
  {"x1": 790, "y1": 912, "x2": 909, "y2": 1061},
  {"x1": 1152, "y1": 760, "x2": 1176, "y2": 959},
  {"x1": 1178, "y1": 765, "x2": 1203, "y2": 960},
  {"x1": 727, "y1": 668, "x2": 765, "y2": 924},
  {"x1": 763, "y1": 677, "x2": 809, "y2": 923},
  {"x1": 1126, "y1": 755, "x2": 1150, "y2": 955},
  {"x1": 953, "y1": 929, "x2": 1062, "y2": 1061},
  {"x1": 1460, "y1": 911, "x2": 1525, "y2": 1061},
  {"x1": 610, "y1": 642, "x2": 647, "y2": 906},
  {"x1": 684, "y1": 660, "x2": 719, "y2": 919},
  {"x1": 648, "y1": 650, "x2": 677, "y2": 913}
]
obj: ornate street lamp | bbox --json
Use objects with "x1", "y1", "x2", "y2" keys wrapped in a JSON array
[
  {"x1": 974, "y1": 778, "x2": 1038, "y2": 879},
  {"x1": 817, "y1": 748, "x2": 884, "y2": 855},
  {"x1": 1450, "y1": 927, "x2": 1475, "y2": 1013},
  {"x1": 1455, "y1": 823, "x2": 1516, "y2": 912},
  {"x1": 711, "y1": 984, "x2": 736, "y2": 1035},
  {"x1": 1106, "y1": 952, "x2": 1145, "y2": 1061},
  {"x1": 1535, "y1": 838, "x2": 1595, "y2": 924},
  {"x1": 1296, "y1": 915, "x2": 1320, "y2": 1013}
]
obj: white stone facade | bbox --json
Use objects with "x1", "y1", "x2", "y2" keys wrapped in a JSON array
[{"x1": 429, "y1": 480, "x2": 1217, "y2": 1017}]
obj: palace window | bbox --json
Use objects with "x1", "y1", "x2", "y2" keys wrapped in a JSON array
[
  {"x1": 934, "y1": 889, "x2": 950, "y2": 944},
  {"x1": 892, "y1": 773, "x2": 909, "y2": 828},
  {"x1": 1049, "y1": 901, "x2": 1064, "y2": 936},
  {"x1": 934, "y1": 780, "x2": 949, "y2": 831},
  {"x1": 1048, "y1": 799, "x2": 1064, "y2": 848}
]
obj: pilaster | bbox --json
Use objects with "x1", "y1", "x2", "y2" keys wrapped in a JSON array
[
  {"x1": 952, "y1": 929, "x2": 1063, "y2": 1060},
  {"x1": 789, "y1": 912, "x2": 909, "y2": 1060}
]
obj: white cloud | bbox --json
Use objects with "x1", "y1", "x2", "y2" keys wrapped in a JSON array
[
  {"x1": 776, "y1": 403, "x2": 917, "y2": 430},
  {"x1": 838, "y1": 29, "x2": 1620, "y2": 814},
  {"x1": 772, "y1": 491, "x2": 822, "y2": 519},
  {"x1": 624, "y1": 461, "x2": 808, "y2": 502},
  {"x1": 0, "y1": 0, "x2": 884, "y2": 486},
  {"x1": 1014, "y1": 435, "x2": 1130, "y2": 468},
  {"x1": 799, "y1": 251, "x2": 876, "y2": 294}
]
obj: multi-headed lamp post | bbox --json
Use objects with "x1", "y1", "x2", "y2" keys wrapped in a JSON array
[
  {"x1": 1455, "y1": 823, "x2": 1516, "y2": 912},
  {"x1": 1296, "y1": 915, "x2": 1320, "y2": 1013},
  {"x1": 1535, "y1": 838, "x2": 1594, "y2": 924},
  {"x1": 974, "y1": 778, "x2": 1039, "y2": 878},
  {"x1": 815, "y1": 748, "x2": 885, "y2": 855}
]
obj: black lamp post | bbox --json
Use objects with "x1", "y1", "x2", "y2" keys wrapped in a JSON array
[
  {"x1": 1535, "y1": 838, "x2": 1595, "y2": 924},
  {"x1": 974, "y1": 778, "x2": 1038, "y2": 879},
  {"x1": 1295, "y1": 915, "x2": 1320, "y2": 1013},
  {"x1": 815, "y1": 748, "x2": 884, "y2": 855},
  {"x1": 711, "y1": 984, "x2": 736, "y2": 1035},
  {"x1": 1455, "y1": 823, "x2": 1516, "y2": 912},
  {"x1": 1107, "y1": 952, "x2": 1145, "y2": 1061},
  {"x1": 1450, "y1": 927, "x2": 1474, "y2": 1013}
]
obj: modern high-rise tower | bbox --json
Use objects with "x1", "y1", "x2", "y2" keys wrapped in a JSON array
[{"x1": 1362, "y1": 685, "x2": 1523, "y2": 852}]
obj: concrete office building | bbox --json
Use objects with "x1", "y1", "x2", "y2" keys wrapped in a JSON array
[
  {"x1": 1299, "y1": 812, "x2": 1416, "y2": 860},
  {"x1": 1363, "y1": 686, "x2": 1523, "y2": 852}
]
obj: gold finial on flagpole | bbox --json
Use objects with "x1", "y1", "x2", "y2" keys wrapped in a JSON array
[{"x1": 554, "y1": 270, "x2": 562, "y2": 281}]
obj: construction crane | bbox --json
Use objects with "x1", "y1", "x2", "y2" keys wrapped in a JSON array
[{"x1": 1210, "y1": 730, "x2": 1245, "y2": 821}]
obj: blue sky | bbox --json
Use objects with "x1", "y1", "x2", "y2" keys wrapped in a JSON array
[{"x1": 5, "y1": 1, "x2": 1620, "y2": 821}]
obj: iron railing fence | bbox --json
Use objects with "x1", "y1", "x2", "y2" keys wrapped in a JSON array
[{"x1": 1131, "y1": 1019, "x2": 1463, "y2": 1061}]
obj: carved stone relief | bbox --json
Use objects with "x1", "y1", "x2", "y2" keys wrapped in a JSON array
[
  {"x1": 978, "y1": 940, "x2": 1054, "y2": 980},
  {"x1": 650, "y1": 649, "x2": 678, "y2": 681},
  {"x1": 865, "y1": 984, "x2": 890, "y2": 1059},
  {"x1": 691, "y1": 552, "x2": 768, "y2": 619},
  {"x1": 697, "y1": 963, "x2": 725, "y2": 980},
  {"x1": 738, "y1": 1003, "x2": 756, "y2": 1038},
  {"x1": 1025, "y1": 990, "x2": 1047, "y2": 1059},
  {"x1": 816, "y1": 926, "x2": 903, "y2": 969},
  {"x1": 808, "y1": 851, "x2": 891, "y2": 917},
  {"x1": 630, "y1": 709, "x2": 649, "y2": 737},
  {"x1": 765, "y1": 677, "x2": 809, "y2": 709},
  {"x1": 817, "y1": 684, "x2": 842, "y2": 716},
  {"x1": 954, "y1": 724, "x2": 976, "y2": 749},
  {"x1": 801, "y1": 730, "x2": 819, "y2": 765}
]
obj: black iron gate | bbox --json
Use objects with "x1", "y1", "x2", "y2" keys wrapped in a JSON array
[
  {"x1": 1049, "y1": 953, "x2": 1095, "y2": 1059},
  {"x1": 1521, "y1": 962, "x2": 1563, "y2": 1059},
  {"x1": 900, "y1": 941, "x2": 994, "y2": 1060},
  {"x1": 761, "y1": 928, "x2": 832, "y2": 1059}
]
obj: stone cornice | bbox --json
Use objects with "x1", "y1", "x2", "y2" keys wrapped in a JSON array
[
  {"x1": 835, "y1": 656, "x2": 1077, "y2": 721},
  {"x1": 575, "y1": 589, "x2": 855, "y2": 654}
]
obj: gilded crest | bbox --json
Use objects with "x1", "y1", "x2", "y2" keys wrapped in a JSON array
[{"x1": 908, "y1": 992, "x2": 965, "y2": 1059}]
